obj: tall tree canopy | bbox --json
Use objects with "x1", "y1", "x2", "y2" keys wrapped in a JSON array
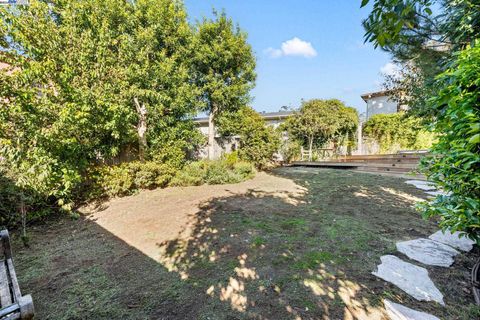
[
  {"x1": 283, "y1": 99, "x2": 358, "y2": 158},
  {"x1": 0, "y1": 0, "x2": 201, "y2": 210},
  {"x1": 192, "y1": 11, "x2": 256, "y2": 159},
  {"x1": 362, "y1": 0, "x2": 480, "y2": 116}
]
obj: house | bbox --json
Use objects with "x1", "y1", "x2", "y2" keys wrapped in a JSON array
[
  {"x1": 361, "y1": 90, "x2": 408, "y2": 121},
  {"x1": 193, "y1": 111, "x2": 293, "y2": 159}
]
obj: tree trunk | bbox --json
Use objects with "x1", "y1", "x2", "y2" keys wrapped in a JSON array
[
  {"x1": 20, "y1": 194, "x2": 28, "y2": 246},
  {"x1": 207, "y1": 105, "x2": 217, "y2": 160},
  {"x1": 308, "y1": 135, "x2": 313, "y2": 161},
  {"x1": 134, "y1": 98, "x2": 148, "y2": 161}
]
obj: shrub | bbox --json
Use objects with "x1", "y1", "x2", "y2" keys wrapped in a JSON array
[
  {"x1": 89, "y1": 161, "x2": 177, "y2": 198},
  {"x1": 363, "y1": 112, "x2": 436, "y2": 153},
  {"x1": 216, "y1": 106, "x2": 281, "y2": 168},
  {"x1": 233, "y1": 161, "x2": 255, "y2": 178},
  {"x1": 418, "y1": 44, "x2": 480, "y2": 243},
  {"x1": 204, "y1": 161, "x2": 241, "y2": 185},
  {"x1": 279, "y1": 139, "x2": 302, "y2": 163},
  {"x1": 170, "y1": 161, "x2": 206, "y2": 187},
  {"x1": 0, "y1": 169, "x2": 55, "y2": 230},
  {"x1": 170, "y1": 156, "x2": 255, "y2": 187}
]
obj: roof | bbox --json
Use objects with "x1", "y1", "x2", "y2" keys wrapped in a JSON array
[
  {"x1": 360, "y1": 90, "x2": 395, "y2": 102},
  {"x1": 193, "y1": 110, "x2": 293, "y2": 124}
]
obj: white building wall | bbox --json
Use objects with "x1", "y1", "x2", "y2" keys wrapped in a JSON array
[
  {"x1": 366, "y1": 95, "x2": 398, "y2": 120},
  {"x1": 194, "y1": 116, "x2": 288, "y2": 160}
]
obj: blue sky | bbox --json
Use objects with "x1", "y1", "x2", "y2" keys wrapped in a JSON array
[{"x1": 184, "y1": 0, "x2": 393, "y2": 115}]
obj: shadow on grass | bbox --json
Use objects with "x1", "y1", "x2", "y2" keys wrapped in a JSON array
[{"x1": 12, "y1": 168, "x2": 479, "y2": 319}]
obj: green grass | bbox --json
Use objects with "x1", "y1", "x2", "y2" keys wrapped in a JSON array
[
  {"x1": 293, "y1": 251, "x2": 335, "y2": 270},
  {"x1": 12, "y1": 167, "x2": 478, "y2": 320}
]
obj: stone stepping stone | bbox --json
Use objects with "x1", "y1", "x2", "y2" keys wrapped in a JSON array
[
  {"x1": 396, "y1": 238, "x2": 459, "y2": 267},
  {"x1": 384, "y1": 299, "x2": 440, "y2": 320},
  {"x1": 429, "y1": 230, "x2": 475, "y2": 252},
  {"x1": 404, "y1": 180, "x2": 436, "y2": 191},
  {"x1": 372, "y1": 255, "x2": 444, "y2": 305},
  {"x1": 424, "y1": 190, "x2": 449, "y2": 197}
]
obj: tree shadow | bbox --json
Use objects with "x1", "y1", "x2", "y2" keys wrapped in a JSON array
[
  {"x1": 155, "y1": 167, "x2": 476, "y2": 319},
  {"x1": 11, "y1": 167, "x2": 478, "y2": 319}
]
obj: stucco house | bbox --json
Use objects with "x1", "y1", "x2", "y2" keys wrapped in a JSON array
[
  {"x1": 361, "y1": 90, "x2": 408, "y2": 120},
  {"x1": 193, "y1": 111, "x2": 292, "y2": 160}
]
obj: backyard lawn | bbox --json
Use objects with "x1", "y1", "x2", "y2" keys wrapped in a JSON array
[{"x1": 12, "y1": 168, "x2": 480, "y2": 319}]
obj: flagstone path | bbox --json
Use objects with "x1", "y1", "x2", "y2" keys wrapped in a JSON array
[
  {"x1": 396, "y1": 238, "x2": 459, "y2": 267},
  {"x1": 373, "y1": 180, "x2": 476, "y2": 319},
  {"x1": 384, "y1": 299, "x2": 440, "y2": 320}
]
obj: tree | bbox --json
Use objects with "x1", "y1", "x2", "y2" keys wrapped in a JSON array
[
  {"x1": 282, "y1": 99, "x2": 358, "y2": 159},
  {"x1": 216, "y1": 106, "x2": 280, "y2": 168},
  {"x1": 120, "y1": 0, "x2": 200, "y2": 163},
  {"x1": 192, "y1": 11, "x2": 256, "y2": 160},
  {"x1": 362, "y1": 0, "x2": 480, "y2": 116},
  {"x1": 0, "y1": 0, "x2": 199, "y2": 221},
  {"x1": 418, "y1": 44, "x2": 480, "y2": 242}
]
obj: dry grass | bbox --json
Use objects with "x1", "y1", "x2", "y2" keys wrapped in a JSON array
[{"x1": 12, "y1": 167, "x2": 480, "y2": 319}]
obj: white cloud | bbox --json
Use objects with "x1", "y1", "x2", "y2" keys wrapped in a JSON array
[
  {"x1": 380, "y1": 62, "x2": 400, "y2": 76},
  {"x1": 264, "y1": 37, "x2": 317, "y2": 58},
  {"x1": 264, "y1": 47, "x2": 283, "y2": 58}
]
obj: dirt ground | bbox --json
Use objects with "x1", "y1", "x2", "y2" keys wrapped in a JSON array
[{"x1": 11, "y1": 167, "x2": 480, "y2": 319}]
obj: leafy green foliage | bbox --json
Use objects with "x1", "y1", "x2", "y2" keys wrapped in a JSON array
[
  {"x1": 170, "y1": 157, "x2": 255, "y2": 187},
  {"x1": 363, "y1": 0, "x2": 480, "y2": 242},
  {"x1": 418, "y1": 44, "x2": 480, "y2": 242},
  {"x1": 362, "y1": 0, "x2": 480, "y2": 116},
  {"x1": 0, "y1": 1, "x2": 257, "y2": 230},
  {"x1": 0, "y1": 0, "x2": 197, "y2": 198},
  {"x1": 279, "y1": 139, "x2": 303, "y2": 163},
  {"x1": 0, "y1": 169, "x2": 55, "y2": 228},
  {"x1": 192, "y1": 11, "x2": 256, "y2": 159},
  {"x1": 282, "y1": 99, "x2": 358, "y2": 155},
  {"x1": 217, "y1": 106, "x2": 280, "y2": 168},
  {"x1": 87, "y1": 161, "x2": 177, "y2": 198},
  {"x1": 363, "y1": 112, "x2": 435, "y2": 153}
]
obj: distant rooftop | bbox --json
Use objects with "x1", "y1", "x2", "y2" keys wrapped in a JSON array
[
  {"x1": 360, "y1": 90, "x2": 395, "y2": 102},
  {"x1": 194, "y1": 110, "x2": 293, "y2": 124}
]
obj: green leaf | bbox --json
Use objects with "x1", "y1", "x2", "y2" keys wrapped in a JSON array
[
  {"x1": 468, "y1": 133, "x2": 480, "y2": 145},
  {"x1": 361, "y1": 0, "x2": 370, "y2": 8}
]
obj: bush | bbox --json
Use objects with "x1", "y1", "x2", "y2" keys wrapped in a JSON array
[
  {"x1": 170, "y1": 161, "x2": 205, "y2": 187},
  {"x1": 0, "y1": 169, "x2": 55, "y2": 229},
  {"x1": 279, "y1": 139, "x2": 302, "y2": 163},
  {"x1": 363, "y1": 112, "x2": 436, "y2": 153},
  {"x1": 216, "y1": 106, "x2": 280, "y2": 168},
  {"x1": 418, "y1": 44, "x2": 480, "y2": 243},
  {"x1": 88, "y1": 161, "x2": 177, "y2": 198},
  {"x1": 170, "y1": 156, "x2": 255, "y2": 187}
]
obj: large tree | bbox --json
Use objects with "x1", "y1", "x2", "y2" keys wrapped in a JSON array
[
  {"x1": 120, "y1": 0, "x2": 200, "y2": 163},
  {"x1": 362, "y1": 0, "x2": 480, "y2": 116},
  {"x1": 192, "y1": 11, "x2": 256, "y2": 160},
  {"x1": 0, "y1": 0, "x2": 199, "y2": 213},
  {"x1": 283, "y1": 99, "x2": 358, "y2": 160}
]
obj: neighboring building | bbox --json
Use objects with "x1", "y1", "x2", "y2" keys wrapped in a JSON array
[
  {"x1": 361, "y1": 90, "x2": 407, "y2": 120},
  {"x1": 193, "y1": 111, "x2": 292, "y2": 159}
]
